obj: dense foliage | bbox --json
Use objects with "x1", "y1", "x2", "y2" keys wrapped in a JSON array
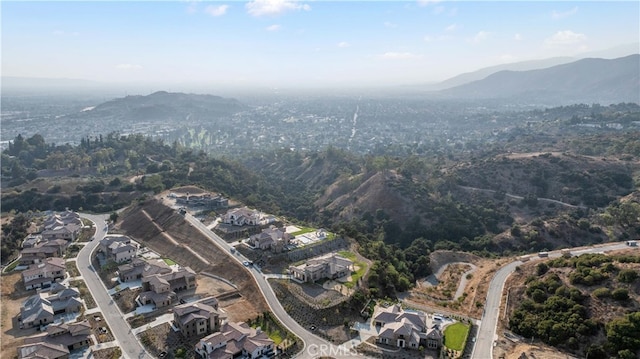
[{"x1": 510, "y1": 254, "x2": 640, "y2": 358}]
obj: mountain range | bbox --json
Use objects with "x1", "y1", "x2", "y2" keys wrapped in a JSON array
[{"x1": 436, "y1": 54, "x2": 640, "y2": 104}]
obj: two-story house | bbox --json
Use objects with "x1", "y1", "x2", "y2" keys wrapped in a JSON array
[
  {"x1": 289, "y1": 253, "x2": 353, "y2": 283},
  {"x1": 222, "y1": 207, "x2": 265, "y2": 226},
  {"x1": 22, "y1": 320, "x2": 92, "y2": 351},
  {"x1": 117, "y1": 258, "x2": 172, "y2": 282},
  {"x1": 41, "y1": 211, "x2": 82, "y2": 241},
  {"x1": 19, "y1": 283, "x2": 82, "y2": 329},
  {"x1": 99, "y1": 235, "x2": 137, "y2": 263},
  {"x1": 372, "y1": 304, "x2": 442, "y2": 350},
  {"x1": 248, "y1": 226, "x2": 292, "y2": 252},
  {"x1": 22, "y1": 257, "x2": 66, "y2": 290},
  {"x1": 195, "y1": 321, "x2": 275, "y2": 359},
  {"x1": 173, "y1": 297, "x2": 223, "y2": 338},
  {"x1": 138, "y1": 266, "x2": 197, "y2": 308}
]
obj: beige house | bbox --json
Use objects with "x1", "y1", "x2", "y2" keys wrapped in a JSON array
[
  {"x1": 118, "y1": 258, "x2": 172, "y2": 282},
  {"x1": 19, "y1": 284, "x2": 82, "y2": 330},
  {"x1": 289, "y1": 253, "x2": 353, "y2": 283},
  {"x1": 372, "y1": 304, "x2": 442, "y2": 350},
  {"x1": 41, "y1": 211, "x2": 82, "y2": 241},
  {"x1": 23, "y1": 320, "x2": 92, "y2": 351},
  {"x1": 222, "y1": 207, "x2": 265, "y2": 226},
  {"x1": 17, "y1": 341, "x2": 69, "y2": 359},
  {"x1": 99, "y1": 235, "x2": 137, "y2": 263},
  {"x1": 138, "y1": 266, "x2": 197, "y2": 308},
  {"x1": 195, "y1": 321, "x2": 275, "y2": 359},
  {"x1": 22, "y1": 257, "x2": 66, "y2": 290},
  {"x1": 173, "y1": 297, "x2": 223, "y2": 338},
  {"x1": 248, "y1": 226, "x2": 292, "y2": 252}
]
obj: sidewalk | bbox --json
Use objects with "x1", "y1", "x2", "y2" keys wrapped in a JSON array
[{"x1": 131, "y1": 313, "x2": 175, "y2": 335}]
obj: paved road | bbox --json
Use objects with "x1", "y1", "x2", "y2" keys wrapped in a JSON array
[
  {"x1": 78, "y1": 213, "x2": 152, "y2": 359},
  {"x1": 472, "y1": 241, "x2": 631, "y2": 359},
  {"x1": 184, "y1": 213, "x2": 363, "y2": 359}
]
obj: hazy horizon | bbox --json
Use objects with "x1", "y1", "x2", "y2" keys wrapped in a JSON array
[{"x1": 2, "y1": 1, "x2": 639, "y2": 89}]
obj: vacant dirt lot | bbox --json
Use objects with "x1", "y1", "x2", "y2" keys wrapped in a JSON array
[
  {"x1": 1, "y1": 272, "x2": 38, "y2": 359},
  {"x1": 407, "y1": 250, "x2": 503, "y2": 319}
]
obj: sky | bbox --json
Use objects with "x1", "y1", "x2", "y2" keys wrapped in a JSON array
[{"x1": 2, "y1": 0, "x2": 639, "y2": 89}]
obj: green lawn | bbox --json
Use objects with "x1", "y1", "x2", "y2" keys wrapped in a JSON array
[
  {"x1": 337, "y1": 251, "x2": 367, "y2": 288},
  {"x1": 163, "y1": 258, "x2": 177, "y2": 266},
  {"x1": 443, "y1": 322, "x2": 471, "y2": 351},
  {"x1": 290, "y1": 227, "x2": 315, "y2": 236}
]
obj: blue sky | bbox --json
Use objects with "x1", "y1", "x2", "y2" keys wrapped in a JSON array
[{"x1": 2, "y1": 1, "x2": 639, "y2": 88}]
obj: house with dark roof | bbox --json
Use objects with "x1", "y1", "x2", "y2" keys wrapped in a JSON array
[
  {"x1": 372, "y1": 304, "x2": 442, "y2": 350},
  {"x1": 173, "y1": 297, "x2": 223, "y2": 338},
  {"x1": 195, "y1": 321, "x2": 275, "y2": 359},
  {"x1": 22, "y1": 257, "x2": 66, "y2": 290},
  {"x1": 23, "y1": 320, "x2": 92, "y2": 351},
  {"x1": 17, "y1": 341, "x2": 69, "y2": 359},
  {"x1": 19, "y1": 284, "x2": 82, "y2": 330}
]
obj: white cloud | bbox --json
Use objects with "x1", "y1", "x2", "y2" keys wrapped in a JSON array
[
  {"x1": 186, "y1": 1, "x2": 199, "y2": 14},
  {"x1": 551, "y1": 6, "x2": 578, "y2": 20},
  {"x1": 445, "y1": 23, "x2": 457, "y2": 32},
  {"x1": 116, "y1": 64, "x2": 143, "y2": 70},
  {"x1": 337, "y1": 41, "x2": 350, "y2": 48},
  {"x1": 514, "y1": 33, "x2": 523, "y2": 41},
  {"x1": 384, "y1": 21, "x2": 398, "y2": 29},
  {"x1": 544, "y1": 30, "x2": 587, "y2": 46},
  {"x1": 470, "y1": 30, "x2": 489, "y2": 43},
  {"x1": 380, "y1": 52, "x2": 423, "y2": 60},
  {"x1": 205, "y1": 4, "x2": 229, "y2": 17},
  {"x1": 245, "y1": 0, "x2": 310, "y2": 17},
  {"x1": 266, "y1": 24, "x2": 281, "y2": 31},
  {"x1": 417, "y1": 0, "x2": 441, "y2": 7}
]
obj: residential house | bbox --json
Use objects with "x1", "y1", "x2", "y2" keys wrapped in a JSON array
[
  {"x1": 23, "y1": 320, "x2": 92, "y2": 351},
  {"x1": 248, "y1": 226, "x2": 292, "y2": 252},
  {"x1": 99, "y1": 235, "x2": 137, "y2": 263},
  {"x1": 22, "y1": 234, "x2": 44, "y2": 248},
  {"x1": 289, "y1": 253, "x2": 353, "y2": 283},
  {"x1": 41, "y1": 211, "x2": 82, "y2": 241},
  {"x1": 22, "y1": 257, "x2": 66, "y2": 290},
  {"x1": 176, "y1": 193, "x2": 229, "y2": 209},
  {"x1": 195, "y1": 321, "x2": 275, "y2": 359},
  {"x1": 222, "y1": 207, "x2": 266, "y2": 227},
  {"x1": 17, "y1": 341, "x2": 69, "y2": 359},
  {"x1": 138, "y1": 266, "x2": 197, "y2": 308},
  {"x1": 173, "y1": 297, "x2": 223, "y2": 338},
  {"x1": 19, "y1": 284, "x2": 82, "y2": 329},
  {"x1": 117, "y1": 258, "x2": 172, "y2": 282},
  {"x1": 19, "y1": 245, "x2": 61, "y2": 266},
  {"x1": 372, "y1": 304, "x2": 442, "y2": 350}
]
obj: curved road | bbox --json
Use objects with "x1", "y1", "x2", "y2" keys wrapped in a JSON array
[
  {"x1": 78, "y1": 213, "x2": 152, "y2": 359},
  {"x1": 184, "y1": 213, "x2": 363, "y2": 359},
  {"x1": 472, "y1": 241, "x2": 631, "y2": 359}
]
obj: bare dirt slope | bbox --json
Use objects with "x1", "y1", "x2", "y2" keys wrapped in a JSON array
[{"x1": 117, "y1": 199, "x2": 268, "y2": 317}]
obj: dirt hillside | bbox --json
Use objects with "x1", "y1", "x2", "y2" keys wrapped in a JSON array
[{"x1": 117, "y1": 199, "x2": 268, "y2": 315}]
